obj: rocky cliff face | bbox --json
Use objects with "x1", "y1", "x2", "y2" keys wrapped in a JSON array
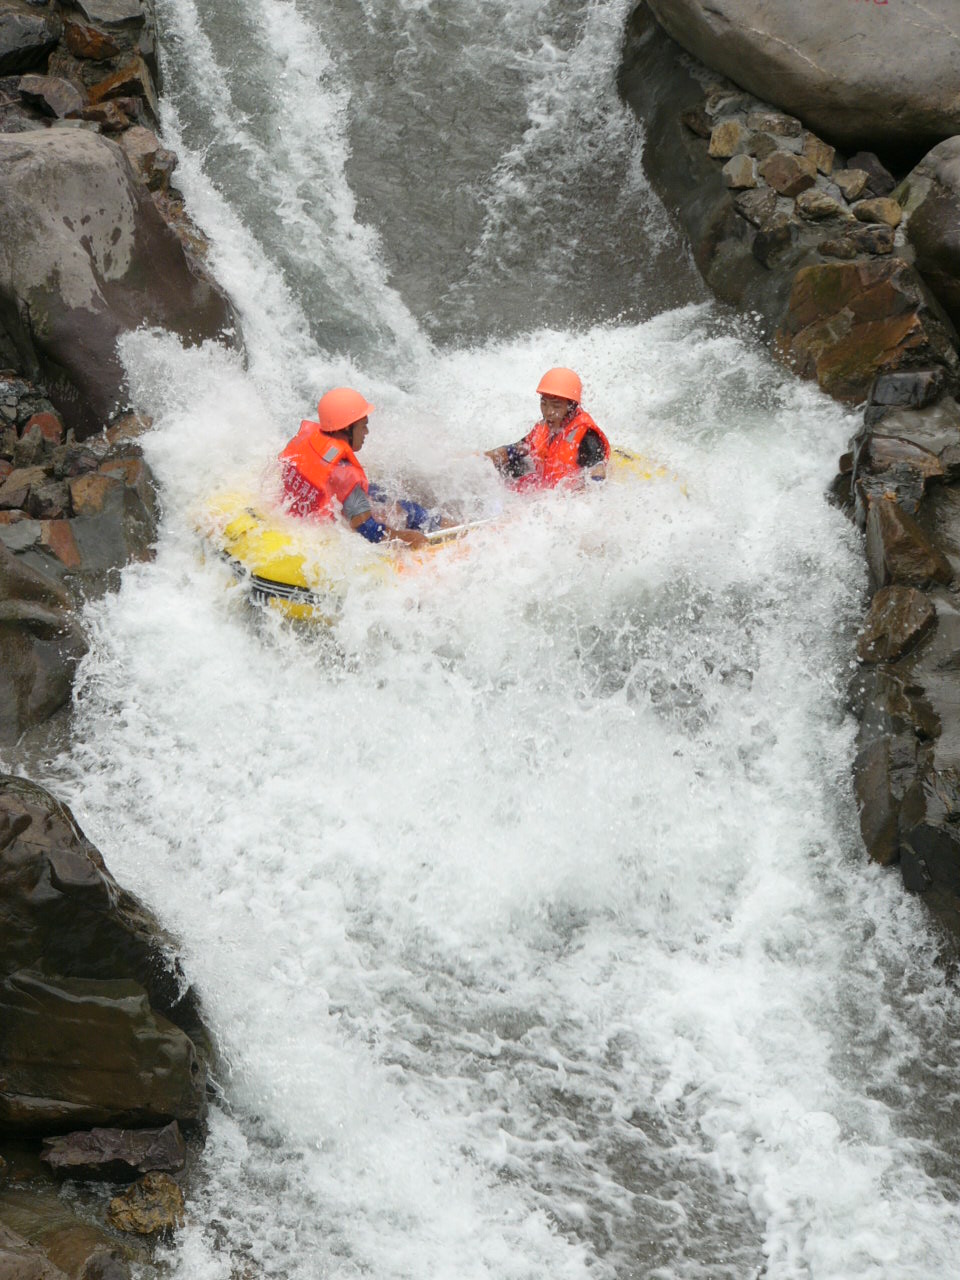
[
  {"x1": 0, "y1": 4, "x2": 223, "y2": 1271},
  {"x1": 620, "y1": 1, "x2": 960, "y2": 945}
]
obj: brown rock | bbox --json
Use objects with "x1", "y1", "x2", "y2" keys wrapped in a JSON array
[
  {"x1": 857, "y1": 584, "x2": 937, "y2": 663},
  {"x1": 708, "y1": 119, "x2": 748, "y2": 158},
  {"x1": 820, "y1": 223, "x2": 895, "y2": 259},
  {"x1": 866, "y1": 496, "x2": 953, "y2": 590},
  {"x1": 117, "y1": 125, "x2": 177, "y2": 192},
  {"x1": 746, "y1": 109, "x2": 801, "y2": 137},
  {"x1": 747, "y1": 132, "x2": 779, "y2": 161},
  {"x1": 758, "y1": 151, "x2": 816, "y2": 197},
  {"x1": 802, "y1": 134, "x2": 834, "y2": 175},
  {"x1": 107, "y1": 1173, "x2": 185, "y2": 1236},
  {"x1": 853, "y1": 197, "x2": 902, "y2": 228},
  {"x1": 40, "y1": 520, "x2": 82, "y2": 568},
  {"x1": 23, "y1": 411, "x2": 64, "y2": 446},
  {"x1": 26, "y1": 480, "x2": 70, "y2": 520},
  {"x1": 41, "y1": 1121, "x2": 186, "y2": 1182},
  {"x1": 734, "y1": 186, "x2": 778, "y2": 226},
  {"x1": 69, "y1": 471, "x2": 123, "y2": 516},
  {"x1": 774, "y1": 259, "x2": 960, "y2": 402},
  {"x1": 833, "y1": 169, "x2": 870, "y2": 202},
  {"x1": 63, "y1": 20, "x2": 122, "y2": 62},
  {"x1": 722, "y1": 153, "x2": 756, "y2": 189},
  {"x1": 78, "y1": 100, "x2": 133, "y2": 131},
  {"x1": 794, "y1": 188, "x2": 841, "y2": 220},
  {"x1": 0, "y1": 465, "x2": 46, "y2": 510},
  {"x1": 0, "y1": 970, "x2": 206, "y2": 1133},
  {"x1": 86, "y1": 57, "x2": 156, "y2": 116},
  {"x1": 17, "y1": 74, "x2": 84, "y2": 119}
]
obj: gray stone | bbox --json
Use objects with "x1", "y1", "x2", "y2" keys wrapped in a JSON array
[
  {"x1": 0, "y1": 1, "x2": 60, "y2": 76},
  {"x1": 0, "y1": 130, "x2": 240, "y2": 439},
  {"x1": 903, "y1": 137, "x2": 960, "y2": 334},
  {"x1": 17, "y1": 74, "x2": 84, "y2": 119},
  {"x1": 721, "y1": 153, "x2": 756, "y2": 189},
  {"x1": 645, "y1": 1, "x2": 960, "y2": 151}
]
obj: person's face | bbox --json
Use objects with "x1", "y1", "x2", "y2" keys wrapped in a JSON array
[
  {"x1": 540, "y1": 394, "x2": 574, "y2": 429},
  {"x1": 350, "y1": 417, "x2": 370, "y2": 450}
]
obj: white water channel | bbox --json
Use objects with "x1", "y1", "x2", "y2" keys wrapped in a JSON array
[{"x1": 12, "y1": 0, "x2": 960, "y2": 1276}]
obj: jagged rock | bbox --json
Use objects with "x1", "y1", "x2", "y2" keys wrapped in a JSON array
[
  {"x1": 106, "y1": 1173, "x2": 184, "y2": 1236},
  {"x1": 41, "y1": 1121, "x2": 186, "y2": 1182},
  {"x1": 115, "y1": 123, "x2": 176, "y2": 191},
  {"x1": 901, "y1": 137, "x2": 960, "y2": 334},
  {"x1": 0, "y1": 543, "x2": 86, "y2": 741},
  {"x1": 794, "y1": 188, "x2": 841, "y2": 220},
  {"x1": 734, "y1": 186, "x2": 777, "y2": 227},
  {"x1": 643, "y1": 0, "x2": 960, "y2": 152},
  {"x1": 707, "y1": 119, "x2": 748, "y2": 158},
  {"x1": 745, "y1": 109, "x2": 800, "y2": 138},
  {"x1": 0, "y1": 1, "x2": 61, "y2": 77},
  {"x1": 820, "y1": 224, "x2": 894, "y2": 259},
  {"x1": 852, "y1": 197, "x2": 902, "y2": 228},
  {"x1": 802, "y1": 134, "x2": 834, "y2": 175},
  {"x1": 17, "y1": 74, "x2": 84, "y2": 119},
  {"x1": 870, "y1": 370, "x2": 947, "y2": 411},
  {"x1": 63, "y1": 19, "x2": 123, "y2": 62},
  {"x1": 847, "y1": 151, "x2": 896, "y2": 198},
  {"x1": 721, "y1": 153, "x2": 755, "y2": 189},
  {"x1": 856, "y1": 584, "x2": 937, "y2": 664},
  {"x1": 833, "y1": 169, "x2": 869, "y2": 202},
  {"x1": 774, "y1": 258, "x2": 960, "y2": 402},
  {"x1": 0, "y1": 129, "x2": 239, "y2": 439},
  {"x1": 85, "y1": 55, "x2": 156, "y2": 121},
  {"x1": 865, "y1": 496, "x2": 953, "y2": 591},
  {"x1": 758, "y1": 151, "x2": 816, "y2": 197}
]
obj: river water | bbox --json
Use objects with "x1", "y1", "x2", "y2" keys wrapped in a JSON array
[{"x1": 16, "y1": 0, "x2": 960, "y2": 1276}]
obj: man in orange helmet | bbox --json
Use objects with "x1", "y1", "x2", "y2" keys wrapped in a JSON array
[
  {"x1": 279, "y1": 387, "x2": 431, "y2": 547},
  {"x1": 485, "y1": 367, "x2": 610, "y2": 489}
]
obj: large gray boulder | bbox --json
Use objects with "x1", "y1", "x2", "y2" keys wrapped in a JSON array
[
  {"x1": 0, "y1": 129, "x2": 239, "y2": 440},
  {"x1": 644, "y1": 0, "x2": 960, "y2": 154},
  {"x1": 901, "y1": 137, "x2": 960, "y2": 333}
]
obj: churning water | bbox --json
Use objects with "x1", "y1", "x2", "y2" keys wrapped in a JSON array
[{"x1": 11, "y1": 1, "x2": 960, "y2": 1276}]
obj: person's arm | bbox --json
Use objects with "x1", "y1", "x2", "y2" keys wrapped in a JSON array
[
  {"x1": 577, "y1": 430, "x2": 607, "y2": 481},
  {"x1": 486, "y1": 440, "x2": 532, "y2": 479},
  {"x1": 342, "y1": 485, "x2": 427, "y2": 547}
]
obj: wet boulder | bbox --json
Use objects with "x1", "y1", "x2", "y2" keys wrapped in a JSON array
[
  {"x1": 0, "y1": 1187, "x2": 135, "y2": 1279},
  {"x1": 0, "y1": 542, "x2": 86, "y2": 743},
  {"x1": 900, "y1": 137, "x2": 960, "y2": 334},
  {"x1": 774, "y1": 258, "x2": 960, "y2": 403},
  {"x1": 0, "y1": 773, "x2": 204, "y2": 1036},
  {"x1": 0, "y1": 1224, "x2": 69, "y2": 1280},
  {"x1": 643, "y1": 0, "x2": 960, "y2": 154},
  {"x1": 0, "y1": 129, "x2": 239, "y2": 440},
  {"x1": 0, "y1": 971, "x2": 205, "y2": 1133}
]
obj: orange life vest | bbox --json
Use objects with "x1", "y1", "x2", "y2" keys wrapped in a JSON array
[
  {"x1": 516, "y1": 408, "x2": 610, "y2": 490},
  {"x1": 278, "y1": 421, "x2": 369, "y2": 519}
]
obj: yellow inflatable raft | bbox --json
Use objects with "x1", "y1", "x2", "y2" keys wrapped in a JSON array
[{"x1": 198, "y1": 447, "x2": 680, "y2": 623}]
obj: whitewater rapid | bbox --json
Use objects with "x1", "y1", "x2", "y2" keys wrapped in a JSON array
[{"x1": 9, "y1": 0, "x2": 960, "y2": 1276}]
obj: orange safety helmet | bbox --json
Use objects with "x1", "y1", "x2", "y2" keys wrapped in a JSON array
[
  {"x1": 536, "y1": 367, "x2": 582, "y2": 404},
  {"x1": 316, "y1": 387, "x2": 375, "y2": 434}
]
